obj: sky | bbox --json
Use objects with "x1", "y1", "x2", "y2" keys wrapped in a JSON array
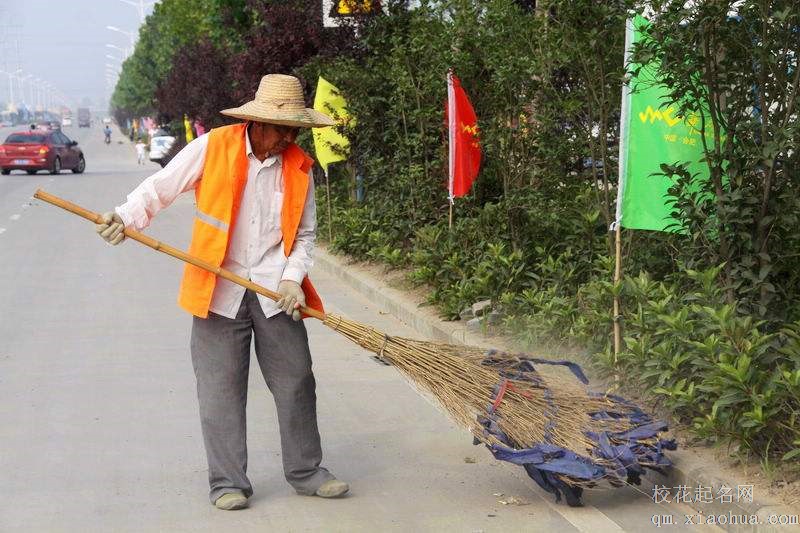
[{"x1": 0, "y1": 0, "x2": 157, "y2": 114}]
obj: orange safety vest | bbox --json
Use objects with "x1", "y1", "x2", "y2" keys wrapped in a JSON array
[{"x1": 177, "y1": 122, "x2": 324, "y2": 318}]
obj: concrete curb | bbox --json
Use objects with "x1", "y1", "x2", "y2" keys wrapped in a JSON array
[
  {"x1": 314, "y1": 247, "x2": 494, "y2": 349},
  {"x1": 313, "y1": 246, "x2": 800, "y2": 532}
]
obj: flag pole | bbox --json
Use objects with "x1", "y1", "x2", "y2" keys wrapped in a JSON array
[
  {"x1": 449, "y1": 201, "x2": 453, "y2": 229},
  {"x1": 612, "y1": 17, "x2": 635, "y2": 365},
  {"x1": 313, "y1": 76, "x2": 351, "y2": 244},
  {"x1": 324, "y1": 167, "x2": 333, "y2": 243},
  {"x1": 613, "y1": 223, "x2": 622, "y2": 360},
  {"x1": 447, "y1": 69, "x2": 456, "y2": 231}
]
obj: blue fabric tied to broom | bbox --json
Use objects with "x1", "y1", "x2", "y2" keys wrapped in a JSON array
[{"x1": 476, "y1": 350, "x2": 677, "y2": 506}]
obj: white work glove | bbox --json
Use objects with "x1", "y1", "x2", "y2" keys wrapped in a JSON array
[
  {"x1": 277, "y1": 280, "x2": 305, "y2": 321},
  {"x1": 95, "y1": 211, "x2": 126, "y2": 245}
]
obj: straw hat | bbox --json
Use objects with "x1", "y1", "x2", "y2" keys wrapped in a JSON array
[{"x1": 221, "y1": 74, "x2": 336, "y2": 128}]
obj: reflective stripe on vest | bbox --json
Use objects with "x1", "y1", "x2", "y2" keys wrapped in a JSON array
[
  {"x1": 177, "y1": 122, "x2": 325, "y2": 318},
  {"x1": 194, "y1": 208, "x2": 229, "y2": 232}
]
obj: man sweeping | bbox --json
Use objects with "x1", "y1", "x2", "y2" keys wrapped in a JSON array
[{"x1": 95, "y1": 74, "x2": 348, "y2": 510}]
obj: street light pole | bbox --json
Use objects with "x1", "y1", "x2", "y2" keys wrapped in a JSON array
[
  {"x1": 117, "y1": 0, "x2": 157, "y2": 23},
  {"x1": 26, "y1": 77, "x2": 36, "y2": 109},
  {"x1": 18, "y1": 74, "x2": 32, "y2": 107},
  {"x1": 33, "y1": 78, "x2": 41, "y2": 109},
  {"x1": 106, "y1": 25, "x2": 136, "y2": 48},
  {"x1": 106, "y1": 43, "x2": 130, "y2": 60},
  {"x1": 2, "y1": 71, "x2": 14, "y2": 105},
  {"x1": 1, "y1": 68, "x2": 23, "y2": 106},
  {"x1": 44, "y1": 83, "x2": 52, "y2": 112},
  {"x1": 38, "y1": 81, "x2": 45, "y2": 111}
]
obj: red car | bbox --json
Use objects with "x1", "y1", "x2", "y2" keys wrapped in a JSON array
[{"x1": 0, "y1": 129, "x2": 86, "y2": 175}]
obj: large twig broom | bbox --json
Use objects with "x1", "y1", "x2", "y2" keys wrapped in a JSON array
[{"x1": 34, "y1": 189, "x2": 675, "y2": 506}]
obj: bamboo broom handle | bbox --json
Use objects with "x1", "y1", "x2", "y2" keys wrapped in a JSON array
[{"x1": 33, "y1": 189, "x2": 327, "y2": 321}]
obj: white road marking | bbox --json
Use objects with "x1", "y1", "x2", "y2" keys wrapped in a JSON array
[
  {"x1": 0, "y1": 228, "x2": 5, "y2": 234},
  {"x1": 9, "y1": 214, "x2": 20, "y2": 221},
  {"x1": 21, "y1": 203, "x2": 30, "y2": 209},
  {"x1": 550, "y1": 504, "x2": 626, "y2": 532}
]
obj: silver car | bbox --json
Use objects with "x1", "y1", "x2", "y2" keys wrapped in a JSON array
[{"x1": 149, "y1": 129, "x2": 176, "y2": 167}]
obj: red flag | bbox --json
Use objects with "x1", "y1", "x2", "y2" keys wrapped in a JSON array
[{"x1": 446, "y1": 70, "x2": 481, "y2": 201}]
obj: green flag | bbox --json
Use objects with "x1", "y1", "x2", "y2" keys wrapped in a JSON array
[{"x1": 615, "y1": 15, "x2": 709, "y2": 231}]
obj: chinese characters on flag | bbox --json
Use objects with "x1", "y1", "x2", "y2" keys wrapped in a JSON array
[{"x1": 446, "y1": 70, "x2": 481, "y2": 202}]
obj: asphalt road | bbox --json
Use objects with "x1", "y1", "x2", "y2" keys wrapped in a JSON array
[{"x1": 0, "y1": 125, "x2": 717, "y2": 532}]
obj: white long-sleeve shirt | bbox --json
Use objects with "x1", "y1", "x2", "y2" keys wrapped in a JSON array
[{"x1": 115, "y1": 130, "x2": 317, "y2": 319}]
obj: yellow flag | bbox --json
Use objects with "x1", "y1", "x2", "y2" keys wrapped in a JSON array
[
  {"x1": 335, "y1": 0, "x2": 378, "y2": 15},
  {"x1": 184, "y1": 115, "x2": 194, "y2": 143},
  {"x1": 313, "y1": 77, "x2": 352, "y2": 174}
]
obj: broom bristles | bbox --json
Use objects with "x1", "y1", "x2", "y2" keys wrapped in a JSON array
[{"x1": 323, "y1": 313, "x2": 675, "y2": 503}]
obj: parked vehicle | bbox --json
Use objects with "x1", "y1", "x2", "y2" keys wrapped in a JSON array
[
  {"x1": 77, "y1": 108, "x2": 91, "y2": 128},
  {"x1": 149, "y1": 128, "x2": 176, "y2": 167},
  {"x1": 62, "y1": 117, "x2": 72, "y2": 127},
  {"x1": 0, "y1": 130, "x2": 86, "y2": 175}
]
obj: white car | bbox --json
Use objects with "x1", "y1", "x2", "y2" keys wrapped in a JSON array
[
  {"x1": 61, "y1": 117, "x2": 72, "y2": 127},
  {"x1": 149, "y1": 129, "x2": 176, "y2": 167}
]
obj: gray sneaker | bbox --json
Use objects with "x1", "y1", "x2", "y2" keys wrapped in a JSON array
[
  {"x1": 314, "y1": 479, "x2": 350, "y2": 498},
  {"x1": 214, "y1": 492, "x2": 248, "y2": 510}
]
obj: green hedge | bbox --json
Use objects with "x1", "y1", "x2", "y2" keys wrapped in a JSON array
[{"x1": 311, "y1": 0, "x2": 800, "y2": 463}]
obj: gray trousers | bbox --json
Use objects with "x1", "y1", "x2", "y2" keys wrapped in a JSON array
[{"x1": 190, "y1": 289, "x2": 333, "y2": 502}]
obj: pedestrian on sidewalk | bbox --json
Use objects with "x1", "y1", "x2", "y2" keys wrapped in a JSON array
[
  {"x1": 94, "y1": 74, "x2": 346, "y2": 511},
  {"x1": 135, "y1": 138, "x2": 147, "y2": 165}
]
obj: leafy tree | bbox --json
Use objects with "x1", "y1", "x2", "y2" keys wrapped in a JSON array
[
  {"x1": 154, "y1": 39, "x2": 237, "y2": 127},
  {"x1": 228, "y1": 0, "x2": 356, "y2": 105},
  {"x1": 633, "y1": 0, "x2": 800, "y2": 319},
  {"x1": 113, "y1": 0, "x2": 357, "y2": 127},
  {"x1": 111, "y1": 0, "x2": 217, "y2": 119}
]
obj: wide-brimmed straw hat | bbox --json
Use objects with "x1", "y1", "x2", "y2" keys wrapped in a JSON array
[{"x1": 221, "y1": 74, "x2": 336, "y2": 128}]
